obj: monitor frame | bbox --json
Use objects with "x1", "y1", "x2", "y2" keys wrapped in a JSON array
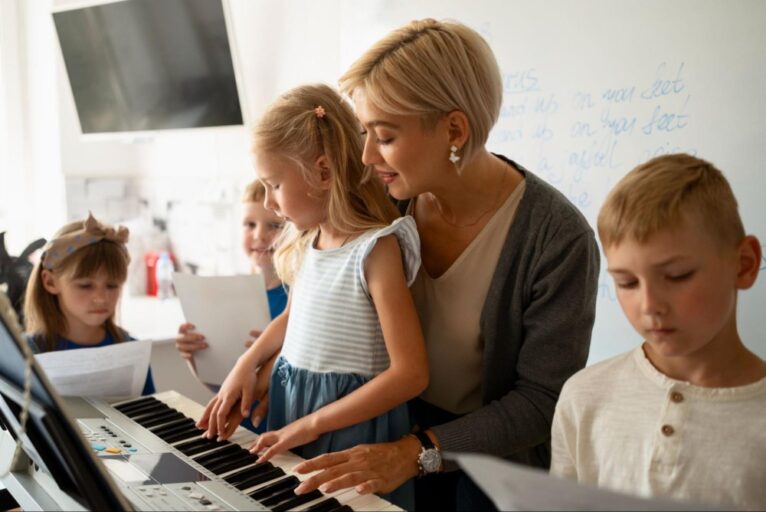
[{"x1": 51, "y1": 0, "x2": 249, "y2": 140}]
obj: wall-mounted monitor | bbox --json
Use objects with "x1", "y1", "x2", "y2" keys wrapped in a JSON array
[{"x1": 53, "y1": 0, "x2": 244, "y2": 135}]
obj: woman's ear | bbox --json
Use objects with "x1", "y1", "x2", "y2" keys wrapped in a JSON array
[
  {"x1": 41, "y1": 269, "x2": 60, "y2": 295},
  {"x1": 446, "y1": 110, "x2": 470, "y2": 150},
  {"x1": 315, "y1": 155, "x2": 332, "y2": 190},
  {"x1": 735, "y1": 235, "x2": 762, "y2": 290}
]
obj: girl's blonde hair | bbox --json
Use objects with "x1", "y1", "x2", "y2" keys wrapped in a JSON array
[
  {"x1": 24, "y1": 220, "x2": 130, "y2": 352},
  {"x1": 339, "y1": 18, "x2": 503, "y2": 168},
  {"x1": 598, "y1": 153, "x2": 745, "y2": 250},
  {"x1": 253, "y1": 83, "x2": 399, "y2": 284}
]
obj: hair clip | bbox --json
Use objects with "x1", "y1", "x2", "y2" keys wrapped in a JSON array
[{"x1": 314, "y1": 105, "x2": 326, "y2": 118}]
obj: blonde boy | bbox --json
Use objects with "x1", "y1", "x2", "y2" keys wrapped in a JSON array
[{"x1": 551, "y1": 154, "x2": 766, "y2": 510}]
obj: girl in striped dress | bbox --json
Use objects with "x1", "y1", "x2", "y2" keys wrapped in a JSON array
[{"x1": 199, "y1": 84, "x2": 428, "y2": 504}]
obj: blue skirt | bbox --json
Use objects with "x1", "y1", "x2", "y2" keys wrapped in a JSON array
[{"x1": 267, "y1": 355, "x2": 414, "y2": 509}]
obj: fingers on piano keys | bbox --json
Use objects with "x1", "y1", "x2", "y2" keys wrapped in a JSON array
[{"x1": 114, "y1": 395, "x2": 400, "y2": 511}]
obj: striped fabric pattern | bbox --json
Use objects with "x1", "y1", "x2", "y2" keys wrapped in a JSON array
[{"x1": 280, "y1": 216, "x2": 420, "y2": 377}]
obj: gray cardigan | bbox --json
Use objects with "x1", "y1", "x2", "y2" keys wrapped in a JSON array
[{"x1": 403, "y1": 158, "x2": 600, "y2": 469}]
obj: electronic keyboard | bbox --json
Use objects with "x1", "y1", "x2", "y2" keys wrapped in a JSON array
[{"x1": 69, "y1": 391, "x2": 401, "y2": 511}]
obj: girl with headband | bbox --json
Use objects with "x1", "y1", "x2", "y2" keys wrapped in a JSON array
[{"x1": 24, "y1": 213, "x2": 155, "y2": 395}]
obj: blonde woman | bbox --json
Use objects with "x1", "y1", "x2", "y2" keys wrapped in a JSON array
[{"x1": 292, "y1": 19, "x2": 600, "y2": 510}]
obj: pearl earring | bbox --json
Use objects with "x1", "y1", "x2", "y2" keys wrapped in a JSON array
[{"x1": 449, "y1": 145, "x2": 460, "y2": 164}]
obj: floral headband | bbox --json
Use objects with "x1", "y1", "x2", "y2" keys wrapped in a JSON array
[{"x1": 41, "y1": 213, "x2": 130, "y2": 270}]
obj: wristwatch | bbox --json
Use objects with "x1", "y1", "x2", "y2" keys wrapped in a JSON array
[{"x1": 411, "y1": 430, "x2": 442, "y2": 477}]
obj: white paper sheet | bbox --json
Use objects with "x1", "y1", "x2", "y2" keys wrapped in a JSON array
[
  {"x1": 35, "y1": 340, "x2": 152, "y2": 397},
  {"x1": 450, "y1": 452, "x2": 724, "y2": 511},
  {"x1": 172, "y1": 273, "x2": 271, "y2": 386}
]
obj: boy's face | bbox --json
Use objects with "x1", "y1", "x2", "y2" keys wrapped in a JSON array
[
  {"x1": 605, "y1": 215, "x2": 743, "y2": 361},
  {"x1": 241, "y1": 200, "x2": 284, "y2": 271}
]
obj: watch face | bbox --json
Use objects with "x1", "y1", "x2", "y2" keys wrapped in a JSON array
[{"x1": 420, "y1": 448, "x2": 442, "y2": 473}]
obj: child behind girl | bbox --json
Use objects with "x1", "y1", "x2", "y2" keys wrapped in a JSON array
[
  {"x1": 176, "y1": 179, "x2": 286, "y2": 431},
  {"x1": 23, "y1": 213, "x2": 154, "y2": 395},
  {"x1": 197, "y1": 84, "x2": 429, "y2": 505},
  {"x1": 551, "y1": 154, "x2": 765, "y2": 510}
]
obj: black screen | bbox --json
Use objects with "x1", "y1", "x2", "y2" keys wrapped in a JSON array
[{"x1": 53, "y1": 0, "x2": 243, "y2": 134}]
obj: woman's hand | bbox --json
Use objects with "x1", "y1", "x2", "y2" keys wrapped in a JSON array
[
  {"x1": 175, "y1": 323, "x2": 207, "y2": 361},
  {"x1": 292, "y1": 436, "x2": 421, "y2": 496},
  {"x1": 250, "y1": 416, "x2": 320, "y2": 463}
]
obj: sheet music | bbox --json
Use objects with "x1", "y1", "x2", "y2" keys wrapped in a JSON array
[
  {"x1": 172, "y1": 273, "x2": 270, "y2": 386},
  {"x1": 450, "y1": 452, "x2": 725, "y2": 511},
  {"x1": 35, "y1": 340, "x2": 152, "y2": 397}
]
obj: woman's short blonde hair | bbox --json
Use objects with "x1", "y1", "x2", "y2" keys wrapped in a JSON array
[
  {"x1": 339, "y1": 18, "x2": 503, "y2": 167},
  {"x1": 598, "y1": 153, "x2": 745, "y2": 250}
]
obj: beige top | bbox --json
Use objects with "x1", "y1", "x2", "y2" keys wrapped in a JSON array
[
  {"x1": 411, "y1": 181, "x2": 526, "y2": 414},
  {"x1": 551, "y1": 346, "x2": 766, "y2": 511}
]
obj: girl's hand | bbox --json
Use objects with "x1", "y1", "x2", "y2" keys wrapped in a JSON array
[
  {"x1": 175, "y1": 323, "x2": 207, "y2": 361},
  {"x1": 291, "y1": 436, "x2": 421, "y2": 496},
  {"x1": 196, "y1": 354, "x2": 259, "y2": 440},
  {"x1": 250, "y1": 416, "x2": 320, "y2": 463}
]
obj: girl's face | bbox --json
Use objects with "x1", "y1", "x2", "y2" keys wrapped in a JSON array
[
  {"x1": 353, "y1": 88, "x2": 451, "y2": 200},
  {"x1": 254, "y1": 152, "x2": 328, "y2": 231},
  {"x1": 42, "y1": 267, "x2": 123, "y2": 335},
  {"x1": 241, "y1": 200, "x2": 284, "y2": 271}
]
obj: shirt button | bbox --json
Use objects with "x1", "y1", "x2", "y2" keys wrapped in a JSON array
[
  {"x1": 670, "y1": 391, "x2": 684, "y2": 403},
  {"x1": 661, "y1": 424, "x2": 675, "y2": 436}
]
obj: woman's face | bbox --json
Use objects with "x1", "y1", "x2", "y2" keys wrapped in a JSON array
[{"x1": 353, "y1": 89, "x2": 451, "y2": 200}]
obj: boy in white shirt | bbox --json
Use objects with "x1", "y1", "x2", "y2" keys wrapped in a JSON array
[{"x1": 551, "y1": 153, "x2": 766, "y2": 510}]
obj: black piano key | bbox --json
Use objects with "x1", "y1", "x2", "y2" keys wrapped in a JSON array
[
  {"x1": 224, "y1": 462, "x2": 273, "y2": 485},
  {"x1": 162, "y1": 425, "x2": 207, "y2": 444},
  {"x1": 249, "y1": 475, "x2": 299, "y2": 502},
  {"x1": 236, "y1": 466, "x2": 285, "y2": 491},
  {"x1": 260, "y1": 485, "x2": 303, "y2": 508},
  {"x1": 331, "y1": 506, "x2": 353, "y2": 512},
  {"x1": 150, "y1": 418, "x2": 196, "y2": 437},
  {"x1": 135, "y1": 410, "x2": 183, "y2": 427},
  {"x1": 147, "y1": 413, "x2": 194, "y2": 432},
  {"x1": 193, "y1": 444, "x2": 243, "y2": 465},
  {"x1": 197, "y1": 449, "x2": 251, "y2": 472},
  {"x1": 119, "y1": 401, "x2": 170, "y2": 417},
  {"x1": 113, "y1": 396, "x2": 158, "y2": 412},
  {"x1": 302, "y1": 497, "x2": 342, "y2": 512},
  {"x1": 206, "y1": 452, "x2": 257, "y2": 475},
  {"x1": 175, "y1": 437, "x2": 230, "y2": 456},
  {"x1": 271, "y1": 489, "x2": 324, "y2": 512}
]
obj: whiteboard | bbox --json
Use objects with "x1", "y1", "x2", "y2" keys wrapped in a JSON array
[{"x1": 339, "y1": 0, "x2": 766, "y2": 363}]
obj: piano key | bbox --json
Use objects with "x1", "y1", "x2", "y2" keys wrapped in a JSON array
[
  {"x1": 150, "y1": 418, "x2": 197, "y2": 437},
  {"x1": 233, "y1": 466, "x2": 285, "y2": 491},
  {"x1": 223, "y1": 461, "x2": 273, "y2": 485},
  {"x1": 272, "y1": 489, "x2": 324, "y2": 512},
  {"x1": 113, "y1": 396, "x2": 158, "y2": 412},
  {"x1": 162, "y1": 425, "x2": 207, "y2": 444},
  {"x1": 205, "y1": 451, "x2": 257, "y2": 475},
  {"x1": 302, "y1": 497, "x2": 342, "y2": 512},
  {"x1": 119, "y1": 401, "x2": 169, "y2": 417},
  {"x1": 137, "y1": 410, "x2": 184, "y2": 428},
  {"x1": 193, "y1": 444, "x2": 244, "y2": 465},
  {"x1": 249, "y1": 475, "x2": 299, "y2": 502},
  {"x1": 174, "y1": 436, "x2": 231, "y2": 456},
  {"x1": 146, "y1": 416, "x2": 192, "y2": 433}
]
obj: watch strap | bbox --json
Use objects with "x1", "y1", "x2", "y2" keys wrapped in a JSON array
[{"x1": 412, "y1": 429, "x2": 435, "y2": 450}]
